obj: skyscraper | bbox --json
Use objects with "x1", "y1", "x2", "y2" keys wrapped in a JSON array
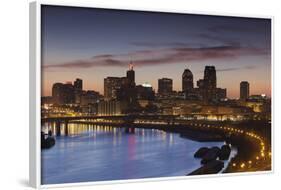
[
  {"x1": 74, "y1": 78, "x2": 82, "y2": 90},
  {"x1": 74, "y1": 78, "x2": 83, "y2": 104},
  {"x1": 203, "y1": 66, "x2": 217, "y2": 102},
  {"x1": 240, "y1": 81, "x2": 250, "y2": 100},
  {"x1": 136, "y1": 83, "x2": 155, "y2": 100},
  {"x1": 204, "y1": 66, "x2": 216, "y2": 89},
  {"x1": 182, "y1": 69, "x2": 194, "y2": 92},
  {"x1": 158, "y1": 78, "x2": 173, "y2": 94},
  {"x1": 52, "y1": 83, "x2": 64, "y2": 104},
  {"x1": 126, "y1": 63, "x2": 135, "y2": 87},
  {"x1": 52, "y1": 82, "x2": 75, "y2": 104},
  {"x1": 63, "y1": 82, "x2": 75, "y2": 104},
  {"x1": 104, "y1": 77, "x2": 127, "y2": 100}
]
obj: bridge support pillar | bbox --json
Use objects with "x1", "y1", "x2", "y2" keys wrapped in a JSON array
[
  {"x1": 64, "y1": 121, "x2": 69, "y2": 136},
  {"x1": 55, "y1": 121, "x2": 61, "y2": 136}
]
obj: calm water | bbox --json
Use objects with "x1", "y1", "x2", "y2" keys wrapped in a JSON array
[{"x1": 41, "y1": 123, "x2": 231, "y2": 184}]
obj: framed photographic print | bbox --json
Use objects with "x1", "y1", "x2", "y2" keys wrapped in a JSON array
[{"x1": 29, "y1": 1, "x2": 273, "y2": 188}]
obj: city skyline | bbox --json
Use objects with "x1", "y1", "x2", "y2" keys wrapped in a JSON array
[
  {"x1": 41, "y1": 5, "x2": 271, "y2": 98},
  {"x1": 43, "y1": 64, "x2": 269, "y2": 99},
  {"x1": 40, "y1": 5, "x2": 272, "y2": 183}
]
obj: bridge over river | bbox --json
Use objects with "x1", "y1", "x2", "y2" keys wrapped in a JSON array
[{"x1": 41, "y1": 114, "x2": 247, "y2": 137}]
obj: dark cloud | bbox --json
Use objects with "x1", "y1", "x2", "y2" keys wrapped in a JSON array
[
  {"x1": 198, "y1": 33, "x2": 242, "y2": 47},
  {"x1": 43, "y1": 45, "x2": 269, "y2": 70},
  {"x1": 216, "y1": 65, "x2": 257, "y2": 72},
  {"x1": 92, "y1": 54, "x2": 114, "y2": 59},
  {"x1": 131, "y1": 41, "x2": 204, "y2": 48},
  {"x1": 206, "y1": 22, "x2": 267, "y2": 34},
  {"x1": 44, "y1": 59, "x2": 124, "y2": 69}
]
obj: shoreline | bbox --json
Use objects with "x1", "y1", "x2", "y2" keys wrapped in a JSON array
[{"x1": 43, "y1": 120, "x2": 271, "y2": 175}]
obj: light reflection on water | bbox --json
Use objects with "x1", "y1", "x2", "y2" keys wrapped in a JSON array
[{"x1": 41, "y1": 123, "x2": 226, "y2": 184}]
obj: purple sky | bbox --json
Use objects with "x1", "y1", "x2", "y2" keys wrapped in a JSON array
[{"x1": 41, "y1": 5, "x2": 271, "y2": 98}]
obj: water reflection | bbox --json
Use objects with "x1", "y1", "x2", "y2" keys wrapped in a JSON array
[{"x1": 41, "y1": 123, "x2": 225, "y2": 184}]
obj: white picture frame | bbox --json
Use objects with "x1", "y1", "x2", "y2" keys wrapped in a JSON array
[{"x1": 29, "y1": 1, "x2": 274, "y2": 188}]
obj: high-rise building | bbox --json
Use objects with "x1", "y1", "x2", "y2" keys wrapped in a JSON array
[
  {"x1": 136, "y1": 83, "x2": 155, "y2": 100},
  {"x1": 240, "y1": 81, "x2": 250, "y2": 100},
  {"x1": 182, "y1": 69, "x2": 194, "y2": 92},
  {"x1": 74, "y1": 78, "x2": 82, "y2": 91},
  {"x1": 203, "y1": 66, "x2": 217, "y2": 102},
  {"x1": 74, "y1": 78, "x2": 83, "y2": 104},
  {"x1": 204, "y1": 66, "x2": 216, "y2": 89},
  {"x1": 104, "y1": 77, "x2": 128, "y2": 100},
  {"x1": 158, "y1": 78, "x2": 173, "y2": 94},
  {"x1": 52, "y1": 82, "x2": 75, "y2": 104},
  {"x1": 215, "y1": 88, "x2": 227, "y2": 100},
  {"x1": 63, "y1": 82, "x2": 75, "y2": 104},
  {"x1": 126, "y1": 63, "x2": 135, "y2": 87},
  {"x1": 191, "y1": 66, "x2": 227, "y2": 102},
  {"x1": 52, "y1": 83, "x2": 64, "y2": 104},
  {"x1": 80, "y1": 90, "x2": 101, "y2": 106},
  {"x1": 104, "y1": 63, "x2": 137, "y2": 101}
]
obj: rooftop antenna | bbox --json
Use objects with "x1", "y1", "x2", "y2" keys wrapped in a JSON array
[{"x1": 129, "y1": 60, "x2": 134, "y2": 70}]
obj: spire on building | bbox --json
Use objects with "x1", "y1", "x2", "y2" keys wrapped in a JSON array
[{"x1": 129, "y1": 61, "x2": 134, "y2": 71}]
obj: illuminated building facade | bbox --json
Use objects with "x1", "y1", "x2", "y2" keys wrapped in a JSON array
[
  {"x1": 104, "y1": 64, "x2": 136, "y2": 101},
  {"x1": 80, "y1": 90, "x2": 101, "y2": 106},
  {"x1": 104, "y1": 77, "x2": 128, "y2": 100},
  {"x1": 97, "y1": 100, "x2": 127, "y2": 116}
]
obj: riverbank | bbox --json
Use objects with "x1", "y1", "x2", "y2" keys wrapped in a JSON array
[{"x1": 68, "y1": 119, "x2": 271, "y2": 175}]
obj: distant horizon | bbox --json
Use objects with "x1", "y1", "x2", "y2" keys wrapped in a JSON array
[{"x1": 41, "y1": 5, "x2": 271, "y2": 98}]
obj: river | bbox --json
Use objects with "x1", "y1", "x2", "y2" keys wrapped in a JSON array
[{"x1": 41, "y1": 123, "x2": 234, "y2": 184}]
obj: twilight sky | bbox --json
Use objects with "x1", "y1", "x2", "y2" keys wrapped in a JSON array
[{"x1": 41, "y1": 5, "x2": 271, "y2": 98}]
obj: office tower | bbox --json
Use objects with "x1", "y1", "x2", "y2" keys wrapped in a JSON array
[
  {"x1": 80, "y1": 90, "x2": 101, "y2": 106},
  {"x1": 240, "y1": 81, "x2": 250, "y2": 100},
  {"x1": 104, "y1": 77, "x2": 128, "y2": 100},
  {"x1": 52, "y1": 82, "x2": 75, "y2": 104},
  {"x1": 63, "y1": 82, "x2": 75, "y2": 104},
  {"x1": 52, "y1": 83, "x2": 64, "y2": 104},
  {"x1": 215, "y1": 88, "x2": 227, "y2": 100},
  {"x1": 203, "y1": 66, "x2": 216, "y2": 102},
  {"x1": 126, "y1": 63, "x2": 135, "y2": 87},
  {"x1": 182, "y1": 68, "x2": 194, "y2": 92},
  {"x1": 104, "y1": 64, "x2": 137, "y2": 105},
  {"x1": 204, "y1": 66, "x2": 216, "y2": 89},
  {"x1": 74, "y1": 78, "x2": 82, "y2": 90},
  {"x1": 158, "y1": 78, "x2": 173, "y2": 94},
  {"x1": 74, "y1": 78, "x2": 83, "y2": 104},
  {"x1": 136, "y1": 83, "x2": 155, "y2": 100}
]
